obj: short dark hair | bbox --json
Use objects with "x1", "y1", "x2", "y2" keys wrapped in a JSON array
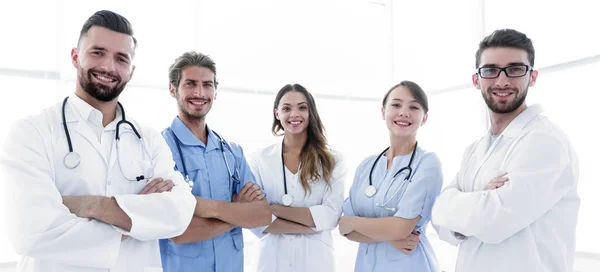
[
  {"x1": 382, "y1": 81, "x2": 429, "y2": 114},
  {"x1": 475, "y1": 29, "x2": 534, "y2": 68},
  {"x1": 168, "y1": 51, "x2": 218, "y2": 89},
  {"x1": 78, "y1": 10, "x2": 137, "y2": 49}
]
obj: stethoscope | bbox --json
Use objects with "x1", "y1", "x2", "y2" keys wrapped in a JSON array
[
  {"x1": 365, "y1": 142, "x2": 417, "y2": 211},
  {"x1": 172, "y1": 130, "x2": 240, "y2": 193},
  {"x1": 280, "y1": 144, "x2": 294, "y2": 206},
  {"x1": 62, "y1": 96, "x2": 155, "y2": 181}
]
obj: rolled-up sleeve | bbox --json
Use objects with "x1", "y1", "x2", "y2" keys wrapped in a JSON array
[
  {"x1": 113, "y1": 127, "x2": 196, "y2": 241},
  {"x1": 1, "y1": 119, "x2": 122, "y2": 268},
  {"x1": 309, "y1": 152, "x2": 347, "y2": 232}
]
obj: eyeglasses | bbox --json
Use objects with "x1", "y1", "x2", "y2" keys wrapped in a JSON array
[{"x1": 477, "y1": 65, "x2": 532, "y2": 79}]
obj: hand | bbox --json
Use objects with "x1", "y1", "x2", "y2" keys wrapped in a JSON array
[
  {"x1": 139, "y1": 177, "x2": 174, "y2": 194},
  {"x1": 62, "y1": 196, "x2": 103, "y2": 218},
  {"x1": 483, "y1": 172, "x2": 509, "y2": 190},
  {"x1": 388, "y1": 230, "x2": 420, "y2": 254},
  {"x1": 338, "y1": 216, "x2": 355, "y2": 235},
  {"x1": 233, "y1": 182, "x2": 265, "y2": 203}
]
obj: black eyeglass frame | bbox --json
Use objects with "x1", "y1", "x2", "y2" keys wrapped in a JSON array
[{"x1": 476, "y1": 65, "x2": 533, "y2": 79}]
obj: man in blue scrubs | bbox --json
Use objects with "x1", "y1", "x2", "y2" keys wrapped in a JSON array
[{"x1": 159, "y1": 51, "x2": 272, "y2": 271}]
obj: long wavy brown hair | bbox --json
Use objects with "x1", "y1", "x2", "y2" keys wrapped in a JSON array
[{"x1": 272, "y1": 84, "x2": 334, "y2": 196}]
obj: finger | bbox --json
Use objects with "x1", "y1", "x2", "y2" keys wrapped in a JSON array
[
  {"x1": 155, "y1": 180, "x2": 175, "y2": 193},
  {"x1": 145, "y1": 181, "x2": 167, "y2": 194},
  {"x1": 255, "y1": 192, "x2": 266, "y2": 200},
  {"x1": 495, "y1": 172, "x2": 508, "y2": 178},
  {"x1": 248, "y1": 189, "x2": 264, "y2": 200},
  {"x1": 244, "y1": 184, "x2": 261, "y2": 197},
  {"x1": 238, "y1": 182, "x2": 255, "y2": 197},
  {"x1": 140, "y1": 178, "x2": 164, "y2": 194}
]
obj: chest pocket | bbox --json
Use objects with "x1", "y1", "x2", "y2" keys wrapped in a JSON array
[{"x1": 175, "y1": 153, "x2": 206, "y2": 197}]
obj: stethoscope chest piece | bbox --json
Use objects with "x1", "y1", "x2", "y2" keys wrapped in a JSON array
[
  {"x1": 281, "y1": 194, "x2": 293, "y2": 206},
  {"x1": 185, "y1": 177, "x2": 194, "y2": 188},
  {"x1": 64, "y1": 152, "x2": 81, "y2": 169},
  {"x1": 364, "y1": 185, "x2": 377, "y2": 198}
]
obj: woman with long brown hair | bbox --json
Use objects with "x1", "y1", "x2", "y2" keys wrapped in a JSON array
[{"x1": 249, "y1": 83, "x2": 347, "y2": 272}]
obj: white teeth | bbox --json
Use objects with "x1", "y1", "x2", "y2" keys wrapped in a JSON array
[
  {"x1": 395, "y1": 121, "x2": 410, "y2": 126},
  {"x1": 290, "y1": 121, "x2": 301, "y2": 125},
  {"x1": 95, "y1": 74, "x2": 115, "y2": 82},
  {"x1": 494, "y1": 92, "x2": 512, "y2": 97},
  {"x1": 190, "y1": 101, "x2": 206, "y2": 105}
]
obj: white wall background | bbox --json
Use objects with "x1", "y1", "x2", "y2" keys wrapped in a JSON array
[{"x1": 1, "y1": 0, "x2": 599, "y2": 271}]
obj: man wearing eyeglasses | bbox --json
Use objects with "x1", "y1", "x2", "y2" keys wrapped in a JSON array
[{"x1": 431, "y1": 29, "x2": 580, "y2": 272}]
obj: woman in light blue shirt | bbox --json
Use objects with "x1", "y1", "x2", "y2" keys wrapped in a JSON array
[{"x1": 340, "y1": 81, "x2": 443, "y2": 272}]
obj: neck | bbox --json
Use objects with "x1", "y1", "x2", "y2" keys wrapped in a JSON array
[
  {"x1": 74, "y1": 88, "x2": 118, "y2": 127},
  {"x1": 283, "y1": 132, "x2": 307, "y2": 155},
  {"x1": 387, "y1": 135, "x2": 417, "y2": 158},
  {"x1": 489, "y1": 104, "x2": 527, "y2": 135},
  {"x1": 178, "y1": 113, "x2": 208, "y2": 144}
]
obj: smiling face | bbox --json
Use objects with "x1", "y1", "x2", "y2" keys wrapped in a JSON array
[
  {"x1": 170, "y1": 65, "x2": 216, "y2": 121},
  {"x1": 472, "y1": 47, "x2": 538, "y2": 114},
  {"x1": 274, "y1": 91, "x2": 310, "y2": 136},
  {"x1": 71, "y1": 26, "x2": 135, "y2": 102},
  {"x1": 381, "y1": 86, "x2": 428, "y2": 138}
]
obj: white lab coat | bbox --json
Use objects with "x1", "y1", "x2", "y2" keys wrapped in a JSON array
[
  {"x1": 248, "y1": 142, "x2": 347, "y2": 272},
  {"x1": 431, "y1": 105, "x2": 580, "y2": 272},
  {"x1": 0, "y1": 95, "x2": 196, "y2": 272}
]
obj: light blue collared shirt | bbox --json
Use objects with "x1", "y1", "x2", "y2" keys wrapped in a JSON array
[
  {"x1": 159, "y1": 117, "x2": 255, "y2": 272},
  {"x1": 342, "y1": 146, "x2": 443, "y2": 272}
]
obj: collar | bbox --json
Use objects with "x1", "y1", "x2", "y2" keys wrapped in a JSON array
[
  {"x1": 66, "y1": 94, "x2": 123, "y2": 130},
  {"x1": 492, "y1": 104, "x2": 544, "y2": 138},
  {"x1": 169, "y1": 117, "x2": 221, "y2": 151}
]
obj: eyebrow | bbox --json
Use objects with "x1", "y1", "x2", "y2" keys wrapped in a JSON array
[
  {"x1": 281, "y1": 102, "x2": 308, "y2": 106},
  {"x1": 89, "y1": 46, "x2": 132, "y2": 60},
  {"x1": 390, "y1": 98, "x2": 419, "y2": 103},
  {"x1": 480, "y1": 62, "x2": 527, "y2": 68}
]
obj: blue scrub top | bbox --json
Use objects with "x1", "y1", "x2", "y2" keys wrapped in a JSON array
[
  {"x1": 342, "y1": 146, "x2": 443, "y2": 272},
  {"x1": 159, "y1": 117, "x2": 255, "y2": 272}
]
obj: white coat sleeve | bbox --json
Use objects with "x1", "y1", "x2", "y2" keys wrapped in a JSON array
[
  {"x1": 112, "y1": 127, "x2": 196, "y2": 241},
  {"x1": 431, "y1": 130, "x2": 577, "y2": 244},
  {"x1": 309, "y1": 152, "x2": 347, "y2": 232},
  {"x1": 247, "y1": 151, "x2": 276, "y2": 239},
  {"x1": 431, "y1": 173, "x2": 467, "y2": 246},
  {"x1": 0, "y1": 119, "x2": 122, "y2": 268}
]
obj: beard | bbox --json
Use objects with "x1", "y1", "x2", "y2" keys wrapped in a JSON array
[
  {"x1": 78, "y1": 68, "x2": 127, "y2": 102},
  {"x1": 483, "y1": 86, "x2": 528, "y2": 114},
  {"x1": 176, "y1": 92, "x2": 212, "y2": 120}
]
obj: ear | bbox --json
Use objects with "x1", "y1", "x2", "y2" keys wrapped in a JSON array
[
  {"x1": 129, "y1": 65, "x2": 136, "y2": 79},
  {"x1": 381, "y1": 107, "x2": 386, "y2": 120},
  {"x1": 214, "y1": 91, "x2": 218, "y2": 100},
  {"x1": 472, "y1": 73, "x2": 481, "y2": 89},
  {"x1": 421, "y1": 113, "x2": 429, "y2": 126},
  {"x1": 169, "y1": 83, "x2": 177, "y2": 98},
  {"x1": 274, "y1": 107, "x2": 280, "y2": 120},
  {"x1": 529, "y1": 70, "x2": 538, "y2": 87},
  {"x1": 71, "y1": 48, "x2": 80, "y2": 69}
]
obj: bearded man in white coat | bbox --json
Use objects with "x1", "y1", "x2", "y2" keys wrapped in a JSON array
[
  {"x1": 431, "y1": 29, "x2": 580, "y2": 272},
  {"x1": 0, "y1": 10, "x2": 196, "y2": 272}
]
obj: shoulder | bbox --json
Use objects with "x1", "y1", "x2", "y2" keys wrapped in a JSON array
[
  {"x1": 10, "y1": 101, "x2": 61, "y2": 136},
  {"x1": 249, "y1": 143, "x2": 279, "y2": 162},
  {"x1": 416, "y1": 147, "x2": 442, "y2": 170}
]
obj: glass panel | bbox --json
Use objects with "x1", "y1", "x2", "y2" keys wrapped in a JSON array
[{"x1": 485, "y1": 0, "x2": 600, "y2": 67}]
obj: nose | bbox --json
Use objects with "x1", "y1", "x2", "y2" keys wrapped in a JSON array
[
  {"x1": 399, "y1": 109, "x2": 410, "y2": 117},
  {"x1": 494, "y1": 70, "x2": 512, "y2": 88},
  {"x1": 98, "y1": 56, "x2": 116, "y2": 73}
]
